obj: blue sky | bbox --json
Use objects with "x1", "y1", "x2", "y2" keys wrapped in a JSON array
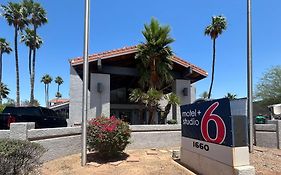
[{"x1": 0, "y1": 0, "x2": 280, "y2": 106}]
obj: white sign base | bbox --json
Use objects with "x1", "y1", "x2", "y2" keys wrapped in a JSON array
[{"x1": 181, "y1": 137, "x2": 255, "y2": 175}]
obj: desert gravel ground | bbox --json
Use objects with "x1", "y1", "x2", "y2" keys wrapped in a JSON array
[
  {"x1": 250, "y1": 146, "x2": 281, "y2": 175},
  {"x1": 40, "y1": 148, "x2": 194, "y2": 175},
  {"x1": 41, "y1": 146, "x2": 281, "y2": 175}
]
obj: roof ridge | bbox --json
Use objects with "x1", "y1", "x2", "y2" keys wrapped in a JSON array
[{"x1": 69, "y1": 45, "x2": 207, "y2": 76}]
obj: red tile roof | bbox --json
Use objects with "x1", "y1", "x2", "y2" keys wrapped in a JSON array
[
  {"x1": 49, "y1": 98, "x2": 69, "y2": 104},
  {"x1": 70, "y1": 45, "x2": 207, "y2": 77}
]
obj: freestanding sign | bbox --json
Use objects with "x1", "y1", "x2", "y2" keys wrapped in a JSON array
[
  {"x1": 181, "y1": 98, "x2": 232, "y2": 146},
  {"x1": 180, "y1": 98, "x2": 255, "y2": 175}
]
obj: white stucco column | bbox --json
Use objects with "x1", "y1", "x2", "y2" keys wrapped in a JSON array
[
  {"x1": 89, "y1": 73, "x2": 110, "y2": 119},
  {"x1": 172, "y1": 79, "x2": 195, "y2": 123}
]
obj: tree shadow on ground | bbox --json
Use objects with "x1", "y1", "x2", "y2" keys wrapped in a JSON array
[{"x1": 87, "y1": 152, "x2": 129, "y2": 164}]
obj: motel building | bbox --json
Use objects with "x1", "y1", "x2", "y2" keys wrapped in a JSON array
[{"x1": 68, "y1": 46, "x2": 207, "y2": 126}]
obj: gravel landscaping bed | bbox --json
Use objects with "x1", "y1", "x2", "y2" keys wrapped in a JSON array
[
  {"x1": 40, "y1": 148, "x2": 194, "y2": 175},
  {"x1": 250, "y1": 146, "x2": 281, "y2": 175},
  {"x1": 40, "y1": 146, "x2": 281, "y2": 175}
]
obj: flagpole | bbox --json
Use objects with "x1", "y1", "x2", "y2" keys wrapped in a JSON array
[
  {"x1": 82, "y1": 0, "x2": 90, "y2": 166},
  {"x1": 247, "y1": 0, "x2": 254, "y2": 153}
]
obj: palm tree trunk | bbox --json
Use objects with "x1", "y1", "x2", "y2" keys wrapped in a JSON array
[
  {"x1": 0, "y1": 52, "x2": 2, "y2": 105},
  {"x1": 47, "y1": 84, "x2": 49, "y2": 107},
  {"x1": 30, "y1": 27, "x2": 37, "y2": 106},
  {"x1": 28, "y1": 48, "x2": 32, "y2": 76},
  {"x1": 29, "y1": 49, "x2": 33, "y2": 105},
  {"x1": 45, "y1": 84, "x2": 47, "y2": 107},
  {"x1": 15, "y1": 26, "x2": 20, "y2": 106},
  {"x1": 0, "y1": 51, "x2": 2, "y2": 84},
  {"x1": 30, "y1": 48, "x2": 36, "y2": 105},
  {"x1": 148, "y1": 106, "x2": 155, "y2": 124},
  {"x1": 208, "y1": 38, "x2": 216, "y2": 99},
  {"x1": 149, "y1": 59, "x2": 158, "y2": 89},
  {"x1": 162, "y1": 103, "x2": 171, "y2": 123}
]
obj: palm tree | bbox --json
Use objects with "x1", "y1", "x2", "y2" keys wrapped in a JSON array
[
  {"x1": 225, "y1": 92, "x2": 237, "y2": 100},
  {"x1": 55, "y1": 92, "x2": 62, "y2": 98},
  {"x1": 41, "y1": 74, "x2": 52, "y2": 107},
  {"x1": 21, "y1": 28, "x2": 42, "y2": 105},
  {"x1": 205, "y1": 15, "x2": 227, "y2": 99},
  {"x1": 129, "y1": 88, "x2": 163, "y2": 124},
  {"x1": 22, "y1": 0, "x2": 47, "y2": 106},
  {"x1": 162, "y1": 93, "x2": 180, "y2": 123},
  {"x1": 0, "y1": 38, "x2": 12, "y2": 84},
  {"x1": 2, "y1": 2, "x2": 29, "y2": 106},
  {"x1": 55, "y1": 76, "x2": 63, "y2": 98},
  {"x1": 135, "y1": 18, "x2": 174, "y2": 90},
  {"x1": 0, "y1": 82, "x2": 10, "y2": 105},
  {"x1": 132, "y1": 18, "x2": 175, "y2": 124},
  {"x1": 200, "y1": 91, "x2": 209, "y2": 99}
]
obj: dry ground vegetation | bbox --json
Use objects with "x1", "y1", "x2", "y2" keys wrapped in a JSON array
[{"x1": 41, "y1": 146, "x2": 281, "y2": 175}]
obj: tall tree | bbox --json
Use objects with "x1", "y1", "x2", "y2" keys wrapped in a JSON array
[
  {"x1": 20, "y1": 28, "x2": 42, "y2": 105},
  {"x1": 162, "y1": 93, "x2": 180, "y2": 123},
  {"x1": 22, "y1": 0, "x2": 47, "y2": 105},
  {"x1": 225, "y1": 92, "x2": 237, "y2": 100},
  {"x1": 0, "y1": 82, "x2": 10, "y2": 105},
  {"x1": 132, "y1": 18, "x2": 175, "y2": 124},
  {"x1": 255, "y1": 66, "x2": 281, "y2": 106},
  {"x1": 205, "y1": 15, "x2": 227, "y2": 99},
  {"x1": 135, "y1": 18, "x2": 174, "y2": 90},
  {"x1": 200, "y1": 91, "x2": 209, "y2": 99},
  {"x1": 2, "y1": 2, "x2": 28, "y2": 106},
  {"x1": 41, "y1": 74, "x2": 52, "y2": 107},
  {"x1": 0, "y1": 38, "x2": 12, "y2": 84},
  {"x1": 129, "y1": 88, "x2": 163, "y2": 124},
  {"x1": 55, "y1": 76, "x2": 63, "y2": 98}
]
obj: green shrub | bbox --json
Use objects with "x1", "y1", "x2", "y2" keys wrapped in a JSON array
[
  {"x1": 87, "y1": 116, "x2": 131, "y2": 158},
  {"x1": 0, "y1": 139, "x2": 46, "y2": 175},
  {"x1": 167, "y1": 119, "x2": 178, "y2": 124},
  {"x1": 0, "y1": 105, "x2": 5, "y2": 113}
]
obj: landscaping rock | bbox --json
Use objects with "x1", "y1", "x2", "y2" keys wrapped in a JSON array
[
  {"x1": 109, "y1": 160, "x2": 123, "y2": 166},
  {"x1": 146, "y1": 150, "x2": 158, "y2": 155},
  {"x1": 87, "y1": 162, "x2": 102, "y2": 167},
  {"x1": 126, "y1": 156, "x2": 140, "y2": 162}
]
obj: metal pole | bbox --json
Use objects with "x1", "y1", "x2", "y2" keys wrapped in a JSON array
[
  {"x1": 82, "y1": 0, "x2": 90, "y2": 166},
  {"x1": 247, "y1": 0, "x2": 254, "y2": 153}
]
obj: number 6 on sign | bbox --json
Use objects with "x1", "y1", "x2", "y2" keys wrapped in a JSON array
[{"x1": 200, "y1": 102, "x2": 226, "y2": 144}]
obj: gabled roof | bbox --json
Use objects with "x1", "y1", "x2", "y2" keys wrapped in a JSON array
[
  {"x1": 70, "y1": 45, "x2": 208, "y2": 77},
  {"x1": 49, "y1": 98, "x2": 69, "y2": 104}
]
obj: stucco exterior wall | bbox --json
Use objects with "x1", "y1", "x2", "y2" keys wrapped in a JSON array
[
  {"x1": 89, "y1": 73, "x2": 110, "y2": 119},
  {"x1": 69, "y1": 69, "x2": 110, "y2": 125},
  {"x1": 69, "y1": 66, "x2": 84, "y2": 126},
  {"x1": 0, "y1": 123, "x2": 181, "y2": 162},
  {"x1": 172, "y1": 79, "x2": 193, "y2": 123}
]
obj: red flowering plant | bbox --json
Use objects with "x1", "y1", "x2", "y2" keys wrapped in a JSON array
[{"x1": 87, "y1": 116, "x2": 131, "y2": 158}]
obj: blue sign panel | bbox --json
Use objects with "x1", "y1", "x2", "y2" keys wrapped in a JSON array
[{"x1": 181, "y1": 98, "x2": 233, "y2": 147}]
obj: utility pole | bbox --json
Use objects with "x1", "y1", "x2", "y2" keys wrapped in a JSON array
[
  {"x1": 247, "y1": 0, "x2": 254, "y2": 153},
  {"x1": 82, "y1": 0, "x2": 90, "y2": 166}
]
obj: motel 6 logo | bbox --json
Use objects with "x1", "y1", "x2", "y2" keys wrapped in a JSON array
[{"x1": 181, "y1": 98, "x2": 232, "y2": 146}]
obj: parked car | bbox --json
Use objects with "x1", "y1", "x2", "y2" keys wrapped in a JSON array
[{"x1": 0, "y1": 106, "x2": 67, "y2": 129}]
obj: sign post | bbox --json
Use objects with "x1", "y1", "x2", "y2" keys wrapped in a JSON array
[{"x1": 180, "y1": 98, "x2": 255, "y2": 175}]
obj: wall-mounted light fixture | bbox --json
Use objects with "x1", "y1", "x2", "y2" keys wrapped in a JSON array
[
  {"x1": 97, "y1": 82, "x2": 103, "y2": 93},
  {"x1": 183, "y1": 88, "x2": 188, "y2": 96},
  {"x1": 97, "y1": 58, "x2": 102, "y2": 72}
]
